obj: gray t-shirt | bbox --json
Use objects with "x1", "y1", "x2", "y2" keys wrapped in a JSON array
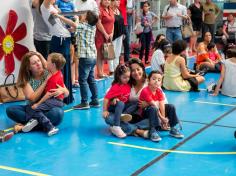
[
  {"x1": 221, "y1": 59, "x2": 236, "y2": 97},
  {"x1": 141, "y1": 11, "x2": 157, "y2": 33},
  {"x1": 162, "y1": 3, "x2": 187, "y2": 28},
  {"x1": 32, "y1": 7, "x2": 52, "y2": 41}
]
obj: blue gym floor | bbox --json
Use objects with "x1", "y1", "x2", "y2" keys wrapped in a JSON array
[{"x1": 1, "y1": 60, "x2": 236, "y2": 176}]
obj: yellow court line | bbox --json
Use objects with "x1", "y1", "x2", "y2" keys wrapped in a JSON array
[
  {"x1": 108, "y1": 142, "x2": 236, "y2": 155},
  {"x1": 0, "y1": 165, "x2": 50, "y2": 176},
  {"x1": 194, "y1": 100, "x2": 236, "y2": 107}
]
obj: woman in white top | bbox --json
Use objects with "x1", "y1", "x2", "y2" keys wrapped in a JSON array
[
  {"x1": 212, "y1": 48, "x2": 236, "y2": 97},
  {"x1": 41, "y1": 0, "x2": 73, "y2": 104}
]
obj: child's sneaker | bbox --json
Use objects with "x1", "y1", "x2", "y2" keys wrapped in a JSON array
[
  {"x1": 110, "y1": 126, "x2": 126, "y2": 138},
  {"x1": 207, "y1": 83, "x2": 217, "y2": 93},
  {"x1": 22, "y1": 119, "x2": 38, "y2": 132},
  {"x1": 150, "y1": 130, "x2": 162, "y2": 142},
  {"x1": 73, "y1": 103, "x2": 90, "y2": 110},
  {"x1": 89, "y1": 100, "x2": 100, "y2": 108},
  {"x1": 120, "y1": 114, "x2": 132, "y2": 122},
  {"x1": 169, "y1": 128, "x2": 184, "y2": 139},
  {"x1": 48, "y1": 127, "x2": 59, "y2": 136},
  {"x1": 0, "y1": 131, "x2": 14, "y2": 142}
]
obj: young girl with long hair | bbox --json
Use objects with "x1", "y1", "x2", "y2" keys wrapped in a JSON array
[
  {"x1": 103, "y1": 64, "x2": 132, "y2": 138},
  {"x1": 139, "y1": 1, "x2": 158, "y2": 64}
]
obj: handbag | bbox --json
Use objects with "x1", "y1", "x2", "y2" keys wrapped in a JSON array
[
  {"x1": 181, "y1": 20, "x2": 193, "y2": 39},
  {"x1": 0, "y1": 74, "x2": 25, "y2": 103},
  {"x1": 103, "y1": 41, "x2": 115, "y2": 60},
  {"x1": 134, "y1": 22, "x2": 144, "y2": 35}
]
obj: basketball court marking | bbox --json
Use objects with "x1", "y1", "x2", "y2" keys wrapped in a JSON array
[
  {"x1": 130, "y1": 106, "x2": 236, "y2": 175},
  {"x1": 108, "y1": 142, "x2": 236, "y2": 155},
  {"x1": 0, "y1": 165, "x2": 50, "y2": 176},
  {"x1": 194, "y1": 100, "x2": 236, "y2": 107}
]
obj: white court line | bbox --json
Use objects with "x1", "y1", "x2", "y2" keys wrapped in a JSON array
[{"x1": 194, "y1": 100, "x2": 236, "y2": 107}]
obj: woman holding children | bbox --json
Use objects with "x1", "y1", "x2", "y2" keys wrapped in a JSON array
[
  {"x1": 6, "y1": 51, "x2": 69, "y2": 133},
  {"x1": 104, "y1": 59, "x2": 184, "y2": 141}
]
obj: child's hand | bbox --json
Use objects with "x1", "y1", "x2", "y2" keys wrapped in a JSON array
[
  {"x1": 161, "y1": 117, "x2": 169, "y2": 124},
  {"x1": 138, "y1": 100, "x2": 149, "y2": 109},
  {"x1": 161, "y1": 122, "x2": 170, "y2": 130},
  {"x1": 31, "y1": 103, "x2": 38, "y2": 110},
  {"x1": 103, "y1": 111, "x2": 109, "y2": 118},
  {"x1": 110, "y1": 98, "x2": 119, "y2": 106}
]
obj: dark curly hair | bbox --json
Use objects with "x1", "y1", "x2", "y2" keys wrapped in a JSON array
[
  {"x1": 112, "y1": 64, "x2": 130, "y2": 85},
  {"x1": 128, "y1": 58, "x2": 147, "y2": 86}
]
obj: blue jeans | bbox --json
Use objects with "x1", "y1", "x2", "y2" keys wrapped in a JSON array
[
  {"x1": 26, "y1": 98, "x2": 64, "y2": 131},
  {"x1": 79, "y1": 58, "x2": 98, "y2": 104},
  {"x1": 6, "y1": 105, "x2": 64, "y2": 126},
  {"x1": 166, "y1": 28, "x2": 182, "y2": 43}
]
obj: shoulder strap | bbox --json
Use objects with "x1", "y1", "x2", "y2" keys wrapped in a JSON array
[{"x1": 167, "y1": 5, "x2": 170, "y2": 12}]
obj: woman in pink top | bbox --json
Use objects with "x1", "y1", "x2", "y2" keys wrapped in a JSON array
[{"x1": 96, "y1": 0, "x2": 115, "y2": 78}]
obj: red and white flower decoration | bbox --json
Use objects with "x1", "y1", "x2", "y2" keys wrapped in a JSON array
[{"x1": 0, "y1": 10, "x2": 29, "y2": 75}]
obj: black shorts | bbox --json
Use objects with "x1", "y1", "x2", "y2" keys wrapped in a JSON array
[
  {"x1": 192, "y1": 22, "x2": 202, "y2": 32},
  {"x1": 187, "y1": 77, "x2": 199, "y2": 92}
]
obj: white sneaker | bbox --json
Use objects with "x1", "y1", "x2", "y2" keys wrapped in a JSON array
[
  {"x1": 22, "y1": 119, "x2": 39, "y2": 132},
  {"x1": 120, "y1": 114, "x2": 132, "y2": 122},
  {"x1": 110, "y1": 126, "x2": 126, "y2": 138},
  {"x1": 207, "y1": 83, "x2": 216, "y2": 92},
  {"x1": 48, "y1": 127, "x2": 59, "y2": 136}
]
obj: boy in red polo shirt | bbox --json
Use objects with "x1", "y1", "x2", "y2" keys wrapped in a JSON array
[
  {"x1": 139, "y1": 71, "x2": 184, "y2": 142},
  {"x1": 22, "y1": 53, "x2": 66, "y2": 136}
]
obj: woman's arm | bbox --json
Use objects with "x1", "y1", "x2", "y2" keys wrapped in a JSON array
[
  {"x1": 178, "y1": 57, "x2": 199, "y2": 79},
  {"x1": 32, "y1": 92, "x2": 52, "y2": 109},
  {"x1": 23, "y1": 81, "x2": 47, "y2": 103},
  {"x1": 102, "y1": 98, "x2": 110, "y2": 118},
  {"x1": 158, "y1": 101, "x2": 165, "y2": 119},
  {"x1": 96, "y1": 19, "x2": 109, "y2": 41},
  {"x1": 212, "y1": 64, "x2": 225, "y2": 96}
]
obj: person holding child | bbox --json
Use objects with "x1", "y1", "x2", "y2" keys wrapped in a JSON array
[
  {"x1": 22, "y1": 53, "x2": 68, "y2": 136},
  {"x1": 139, "y1": 71, "x2": 184, "y2": 142},
  {"x1": 109, "y1": 59, "x2": 183, "y2": 142},
  {"x1": 196, "y1": 32, "x2": 221, "y2": 72},
  {"x1": 103, "y1": 64, "x2": 132, "y2": 138},
  {"x1": 6, "y1": 51, "x2": 68, "y2": 132}
]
